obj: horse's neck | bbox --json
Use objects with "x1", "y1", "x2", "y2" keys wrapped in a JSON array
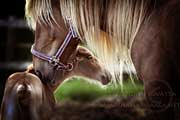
[
  {"x1": 48, "y1": 71, "x2": 72, "y2": 91},
  {"x1": 43, "y1": 84, "x2": 56, "y2": 107}
]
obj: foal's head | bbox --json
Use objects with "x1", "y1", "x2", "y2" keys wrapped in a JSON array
[
  {"x1": 49, "y1": 46, "x2": 112, "y2": 90},
  {"x1": 0, "y1": 72, "x2": 54, "y2": 120},
  {"x1": 71, "y1": 46, "x2": 111, "y2": 85}
]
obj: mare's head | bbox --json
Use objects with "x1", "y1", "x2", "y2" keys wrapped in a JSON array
[
  {"x1": 27, "y1": 2, "x2": 79, "y2": 84},
  {"x1": 0, "y1": 72, "x2": 53, "y2": 120}
]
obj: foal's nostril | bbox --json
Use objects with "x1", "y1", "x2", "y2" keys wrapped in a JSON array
[{"x1": 101, "y1": 75, "x2": 106, "y2": 80}]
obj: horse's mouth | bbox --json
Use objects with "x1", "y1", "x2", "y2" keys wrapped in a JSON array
[{"x1": 102, "y1": 80, "x2": 108, "y2": 85}]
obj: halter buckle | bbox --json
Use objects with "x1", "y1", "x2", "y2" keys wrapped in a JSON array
[
  {"x1": 49, "y1": 56, "x2": 60, "y2": 66},
  {"x1": 65, "y1": 63, "x2": 73, "y2": 71}
]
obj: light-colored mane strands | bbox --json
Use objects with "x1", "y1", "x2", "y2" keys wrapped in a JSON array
[
  {"x1": 25, "y1": 0, "x2": 56, "y2": 30},
  {"x1": 60, "y1": 0, "x2": 151, "y2": 85}
]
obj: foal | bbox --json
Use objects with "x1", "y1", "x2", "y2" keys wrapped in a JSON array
[{"x1": 0, "y1": 72, "x2": 54, "y2": 120}]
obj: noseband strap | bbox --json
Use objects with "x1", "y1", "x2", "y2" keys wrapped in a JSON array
[{"x1": 31, "y1": 18, "x2": 78, "y2": 71}]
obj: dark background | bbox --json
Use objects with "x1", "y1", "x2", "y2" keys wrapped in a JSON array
[
  {"x1": 0, "y1": 0, "x2": 25, "y2": 19},
  {"x1": 0, "y1": 0, "x2": 34, "y2": 103}
]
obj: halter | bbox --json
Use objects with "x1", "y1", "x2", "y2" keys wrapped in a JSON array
[{"x1": 31, "y1": 18, "x2": 78, "y2": 71}]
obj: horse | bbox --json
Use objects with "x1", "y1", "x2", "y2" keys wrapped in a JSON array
[
  {"x1": 25, "y1": 0, "x2": 180, "y2": 119},
  {"x1": 0, "y1": 72, "x2": 54, "y2": 120}
]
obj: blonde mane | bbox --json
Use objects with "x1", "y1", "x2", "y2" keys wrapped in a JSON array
[
  {"x1": 25, "y1": 0, "x2": 152, "y2": 85},
  {"x1": 25, "y1": 0, "x2": 56, "y2": 30}
]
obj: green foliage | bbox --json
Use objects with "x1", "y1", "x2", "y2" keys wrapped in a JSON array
[{"x1": 54, "y1": 77, "x2": 144, "y2": 102}]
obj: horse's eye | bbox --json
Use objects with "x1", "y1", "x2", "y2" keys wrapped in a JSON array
[{"x1": 87, "y1": 55, "x2": 93, "y2": 60}]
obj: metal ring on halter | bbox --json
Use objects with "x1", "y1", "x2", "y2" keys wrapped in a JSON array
[{"x1": 65, "y1": 63, "x2": 73, "y2": 71}]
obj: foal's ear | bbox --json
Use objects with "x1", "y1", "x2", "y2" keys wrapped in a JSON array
[
  {"x1": 26, "y1": 64, "x2": 35, "y2": 73},
  {"x1": 76, "y1": 46, "x2": 92, "y2": 57}
]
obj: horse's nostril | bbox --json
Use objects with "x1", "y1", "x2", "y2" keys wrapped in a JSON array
[{"x1": 101, "y1": 75, "x2": 106, "y2": 81}]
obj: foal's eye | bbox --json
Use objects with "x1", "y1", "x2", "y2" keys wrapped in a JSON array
[{"x1": 87, "y1": 55, "x2": 93, "y2": 60}]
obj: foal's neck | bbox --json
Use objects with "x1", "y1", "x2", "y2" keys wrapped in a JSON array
[{"x1": 18, "y1": 106, "x2": 38, "y2": 120}]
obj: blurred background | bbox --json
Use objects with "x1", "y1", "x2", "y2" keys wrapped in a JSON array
[{"x1": 0, "y1": 0, "x2": 34, "y2": 103}]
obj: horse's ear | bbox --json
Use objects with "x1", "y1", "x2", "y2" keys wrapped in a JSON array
[{"x1": 26, "y1": 64, "x2": 35, "y2": 74}]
